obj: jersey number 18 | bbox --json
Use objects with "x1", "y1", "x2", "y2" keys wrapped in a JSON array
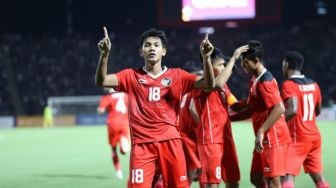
[{"x1": 149, "y1": 87, "x2": 160, "y2": 101}]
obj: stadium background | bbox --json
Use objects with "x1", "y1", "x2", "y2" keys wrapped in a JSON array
[{"x1": 0, "y1": 0, "x2": 335, "y2": 187}]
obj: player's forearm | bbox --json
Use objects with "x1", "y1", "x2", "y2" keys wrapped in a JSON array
[
  {"x1": 259, "y1": 103, "x2": 285, "y2": 133},
  {"x1": 230, "y1": 107, "x2": 252, "y2": 121},
  {"x1": 202, "y1": 56, "x2": 215, "y2": 89},
  {"x1": 284, "y1": 109, "x2": 296, "y2": 121},
  {"x1": 215, "y1": 57, "x2": 235, "y2": 88},
  {"x1": 95, "y1": 52, "x2": 110, "y2": 86},
  {"x1": 230, "y1": 99, "x2": 248, "y2": 112},
  {"x1": 284, "y1": 97, "x2": 297, "y2": 121}
]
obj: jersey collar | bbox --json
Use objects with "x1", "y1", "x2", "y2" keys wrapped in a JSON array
[
  {"x1": 142, "y1": 66, "x2": 168, "y2": 79},
  {"x1": 289, "y1": 74, "x2": 305, "y2": 79},
  {"x1": 253, "y1": 68, "x2": 267, "y2": 86}
]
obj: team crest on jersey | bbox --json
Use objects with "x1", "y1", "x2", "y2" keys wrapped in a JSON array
[
  {"x1": 161, "y1": 77, "x2": 172, "y2": 86},
  {"x1": 138, "y1": 79, "x2": 147, "y2": 84}
]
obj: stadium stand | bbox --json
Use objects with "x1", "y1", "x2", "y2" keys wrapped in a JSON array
[{"x1": 0, "y1": 22, "x2": 336, "y2": 115}]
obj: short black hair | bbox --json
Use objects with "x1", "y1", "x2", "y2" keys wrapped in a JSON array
[
  {"x1": 284, "y1": 51, "x2": 304, "y2": 71},
  {"x1": 139, "y1": 28, "x2": 168, "y2": 48},
  {"x1": 241, "y1": 40, "x2": 264, "y2": 63}
]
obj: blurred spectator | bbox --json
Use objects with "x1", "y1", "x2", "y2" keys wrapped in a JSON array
[{"x1": 0, "y1": 22, "x2": 335, "y2": 115}]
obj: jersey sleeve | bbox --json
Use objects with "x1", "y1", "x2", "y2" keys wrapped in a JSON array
[
  {"x1": 115, "y1": 69, "x2": 132, "y2": 92},
  {"x1": 224, "y1": 85, "x2": 238, "y2": 106},
  {"x1": 98, "y1": 96, "x2": 109, "y2": 109},
  {"x1": 179, "y1": 69, "x2": 198, "y2": 94},
  {"x1": 281, "y1": 80, "x2": 297, "y2": 101},
  {"x1": 258, "y1": 80, "x2": 283, "y2": 108}
]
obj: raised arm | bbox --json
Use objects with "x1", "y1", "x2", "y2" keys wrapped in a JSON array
[
  {"x1": 194, "y1": 33, "x2": 215, "y2": 90},
  {"x1": 215, "y1": 45, "x2": 249, "y2": 88},
  {"x1": 95, "y1": 26, "x2": 119, "y2": 87}
]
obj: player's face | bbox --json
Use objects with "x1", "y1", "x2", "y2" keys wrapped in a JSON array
[
  {"x1": 282, "y1": 60, "x2": 288, "y2": 79},
  {"x1": 241, "y1": 57, "x2": 255, "y2": 74},
  {"x1": 212, "y1": 58, "x2": 225, "y2": 77},
  {"x1": 140, "y1": 37, "x2": 166, "y2": 64}
]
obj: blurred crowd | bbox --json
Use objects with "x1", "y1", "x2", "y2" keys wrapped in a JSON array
[{"x1": 1, "y1": 22, "x2": 335, "y2": 115}]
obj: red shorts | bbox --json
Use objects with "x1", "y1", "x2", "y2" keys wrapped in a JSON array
[
  {"x1": 222, "y1": 134, "x2": 240, "y2": 182},
  {"x1": 251, "y1": 145, "x2": 288, "y2": 177},
  {"x1": 198, "y1": 143, "x2": 223, "y2": 184},
  {"x1": 181, "y1": 134, "x2": 201, "y2": 170},
  {"x1": 286, "y1": 139, "x2": 322, "y2": 175},
  {"x1": 107, "y1": 123, "x2": 129, "y2": 147},
  {"x1": 198, "y1": 142, "x2": 240, "y2": 184},
  {"x1": 128, "y1": 139, "x2": 188, "y2": 188}
]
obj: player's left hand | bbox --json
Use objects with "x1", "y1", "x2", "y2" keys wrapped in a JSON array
[
  {"x1": 255, "y1": 131, "x2": 264, "y2": 153},
  {"x1": 200, "y1": 33, "x2": 214, "y2": 59}
]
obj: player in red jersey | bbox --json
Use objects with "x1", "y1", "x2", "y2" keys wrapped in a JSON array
[
  {"x1": 280, "y1": 51, "x2": 329, "y2": 188},
  {"x1": 190, "y1": 46, "x2": 248, "y2": 188},
  {"x1": 230, "y1": 40, "x2": 291, "y2": 188},
  {"x1": 179, "y1": 62, "x2": 203, "y2": 186},
  {"x1": 95, "y1": 27, "x2": 215, "y2": 188},
  {"x1": 98, "y1": 88, "x2": 130, "y2": 179}
]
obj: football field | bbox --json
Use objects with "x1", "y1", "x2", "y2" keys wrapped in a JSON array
[{"x1": 0, "y1": 121, "x2": 335, "y2": 188}]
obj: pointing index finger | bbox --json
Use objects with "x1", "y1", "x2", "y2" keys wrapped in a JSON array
[
  {"x1": 103, "y1": 26, "x2": 109, "y2": 38},
  {"x1": 204, "y1": 32, "x2": 208, "y2": 40}
]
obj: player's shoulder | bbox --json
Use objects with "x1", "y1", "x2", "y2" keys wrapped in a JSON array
[
  {"x1": 165, "y1": 67, "x2": 193, "y2": 77},
  {"x1": 259, "y1": 70, "x2": 274, "y2": 82},
  {"x1": 120, "y1": 67, "x2": 143, "y2": 73},
  {"x1": 167, "y1": 67, "x2": 186, "y2": 73},
  {"x1": 289, "y1": 76, "x2": 315, "y2": 85},
  {"x1": 282, "y1": 79, "x2": 295, "y2": 86}
]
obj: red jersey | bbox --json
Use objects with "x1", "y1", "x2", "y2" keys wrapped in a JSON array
[
  {"x1": 192, "y1": 84, "x2": 233, "y2": 144},
  {"x1": 179, "y1": 92, "x2": 198, "y2": 141},
  {"x1": 247, "y1": 69, "x2": 291, "y2": 149},
  {"x1": 281, "y1": 75, "x2": 322, "y2": 142},
  {"x1": 115, "y1": 67, "x2": 197, "y2": 144},
  {"x1": 179, "y1": 92, "x2": 201, "y2": 170},
  {"x1": 98, "y1": 92, "x2": 129, "y2": 126}
]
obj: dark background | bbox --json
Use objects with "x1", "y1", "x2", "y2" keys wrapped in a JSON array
[
  {"x1": 1, "y1": 0, "x2": 336, "y2": 115},
  {"x1": 0, "y1": 0, "x2": 335, "y2": 34}
]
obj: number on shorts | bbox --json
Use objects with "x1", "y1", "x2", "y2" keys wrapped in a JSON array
[{"x1": 131, "y1": 169, "x2": 144, "y2": 183}]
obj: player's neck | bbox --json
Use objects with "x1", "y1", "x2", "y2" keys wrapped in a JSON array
[
  {"x1": 144, "y1": 63, "x2": 163, "y2": 75},
  {"x1": 287, "y1": 70, "x2": 301, "y2": 78},
  {"x1": 254, "y1": 64, "x2": 265, "y2": 76}
]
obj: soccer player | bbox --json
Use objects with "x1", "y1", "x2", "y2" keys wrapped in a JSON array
[
  {"x1": 97, "y1": 88, "x2": 130, "y2": 179},
  {"x1": 43, "y1": 105, "x2": 53, "y2": 127},
  {"x1": 95, "y1": 27, "x2": 215, "y2": 187},
  {"x1": 280, "y1": 51, "x2": 330, "y2": 188},
  {"x1": 190, "y1": 46, "x2": 248, "y2": 188},
  {"x1": 179, "y1": 61, "x2": 203, "y2": 186},
  {"x1": 230, "y1": 40, "x2": 291, "y2": 188}
]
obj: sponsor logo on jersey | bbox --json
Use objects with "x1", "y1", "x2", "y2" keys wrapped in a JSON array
[
  {"x1": 138, "y1": 79, "x2": 147, "y2": 84},
  {"x1": 161, "y1": 77, "x2": 172, "y2": 86}
]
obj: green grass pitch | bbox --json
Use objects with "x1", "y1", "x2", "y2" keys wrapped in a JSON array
[{"x1": 0, "y1": 121, "x2": 335, "y2": 188}]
